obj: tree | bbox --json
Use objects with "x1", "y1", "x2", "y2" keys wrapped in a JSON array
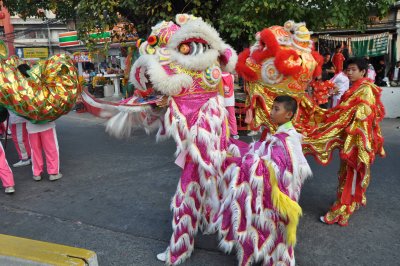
[{"x1": 3, "y1": 0, "x2": 396, "y2": 51}]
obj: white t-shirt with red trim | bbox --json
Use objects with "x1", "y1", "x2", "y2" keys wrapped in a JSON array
[
  {"x1": 26, "y1": 121, "x2": 56, "y2": 134},
  {"x1": 222, "y1": 73, "x2": 235, "y2": 107}
]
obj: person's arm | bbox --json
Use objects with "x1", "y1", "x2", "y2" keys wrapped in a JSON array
[
  {"x1": 326, "y1": 63, "x2": 335, "y2": 73},
  {"x1": 335, "y1": 77, "x2": 350, "y2": 97}
]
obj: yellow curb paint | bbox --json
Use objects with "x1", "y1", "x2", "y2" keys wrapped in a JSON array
[{"x1": 0, "y1": 234, "x2": 98, "y2": 266}]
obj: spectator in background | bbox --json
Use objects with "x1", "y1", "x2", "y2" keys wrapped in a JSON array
[
  {"x1": 221, "y1": 72, "x2": 239, "y2": 139},
  {"x1": 375, "y1": 59, "x2": 386, "y2": 86},
  {"x1": 332, "y1": 45, "x2": 346, "y2": 74},
  {"x1": 89, "y1": 69, "x2": 96, "y2": 81},
  {"x1": 83, "y1": 69, "x2": 90, "y2": 83},
  {"x1": 342, "y1": 43, "x2": 350, "y2": 61},
  {"x1": 364, "y1": 57, "x2": 376, "y2": 82},
  {"x1": 388, "y1": 61, "x2": 400, "y2": 86},
  {"x1": 322, "y1": 53, "x2": 335, "y2": 81}
]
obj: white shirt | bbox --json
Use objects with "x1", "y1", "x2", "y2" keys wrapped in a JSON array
[
  {"x1": 331, "y1": 72, "x2": 350, "y2": 107},
  {"x1": 367, "y1": 65, "x2": 376, "y2": 81},
  {"x1": 8, "y1": 111, "x2": 28, "y2": 124},
  {"x1": 393, "y1": 67, "x2": 399, "y2": 81},
  {"x1": 26, "y1": 121, "x2": 56, "y2": 134}
]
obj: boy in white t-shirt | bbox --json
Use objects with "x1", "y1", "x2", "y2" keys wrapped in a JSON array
[{"x1": 26, "y1": 121, "x2": 62, "y2": 181}]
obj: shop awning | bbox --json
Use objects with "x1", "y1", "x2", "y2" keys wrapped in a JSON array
[{"x1": 318, "y1": 32, "x2": 392, "y2": 57}]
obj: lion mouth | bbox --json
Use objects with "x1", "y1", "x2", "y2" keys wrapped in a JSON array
[{"x1": 177, "y1": 38, "x2": 211, "y2": 56}]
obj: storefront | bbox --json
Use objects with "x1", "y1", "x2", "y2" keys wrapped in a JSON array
[
  {"x1": 58, "y1": 21, "x2": 138, "y2": 74},
  {"x1": 318, "y1": 32, "x2": 393, "y2": 59},
  {"x1": 58, "y1": 21, "x2": 139, "y2": 97}
]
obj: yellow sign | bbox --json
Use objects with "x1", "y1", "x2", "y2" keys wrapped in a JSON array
[{"x1": 23, "y1": 47, "x2": 49, "y2": 59}]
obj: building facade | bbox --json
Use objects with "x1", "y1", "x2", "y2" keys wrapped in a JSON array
[
  {"x1": 0, "y1": 1, "x2": 71, "y2": 60},
  {"x1": 314, "y1": 2, "x2": 400, "y2": 67},
  {"x1": 11, "y1": 11, "x2": 70, "y2": 60}
]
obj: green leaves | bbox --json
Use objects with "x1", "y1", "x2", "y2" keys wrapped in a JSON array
[{"x1": 3, "y1": 0, "x2": 397, "y2": 52}]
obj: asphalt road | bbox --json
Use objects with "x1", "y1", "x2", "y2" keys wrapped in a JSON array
[{"x1": 0, "y1": 112, "x2": 399, "y2": 266}]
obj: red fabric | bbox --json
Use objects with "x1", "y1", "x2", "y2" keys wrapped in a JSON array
[
  {"x1": 252, "y1": 29, "x2": 280, "y2": 64},
  {"x1": 236, "y1": 49, "x2": 258, "y2": 81},
  {"x1": 274, "y1": 49, "x2": 302, "y2": 76},
  {"x1": 310, "y1": 80, "x2": 334, "y2": 105},
  {"x1": 235, "y1": 102, "x2": 248, "y2": 131},
  {"x1": 311, "y1": 51, "x2": 324, "y2": 78},
  {"x1": 332, "y1": 52, "x2": 345, "y2": 73},
  {"x1": 134, "y1": 88, "x2": 154, "y2": 98}
]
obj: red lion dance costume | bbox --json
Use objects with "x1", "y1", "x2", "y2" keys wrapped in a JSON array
[{"x1": 236, "y1": 20, "x2": 385, "y2": 227}]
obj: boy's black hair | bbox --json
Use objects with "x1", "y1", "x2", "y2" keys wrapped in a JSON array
[
  {"x1": 273, "y1": 95, "x2": 298, "y2": 119},
  {"x1": 17, "y1": 64, "x2": 31, "y2": 78},
  {"x1": 346, "y1": 58, "x2": 368, "y2": 75}
]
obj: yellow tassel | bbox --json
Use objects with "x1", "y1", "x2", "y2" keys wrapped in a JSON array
[{"x1": 266, "y1": 161, "x2": 302, "y2": 246}]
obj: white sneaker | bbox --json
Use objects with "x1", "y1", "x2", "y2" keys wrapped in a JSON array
[
  {"x1": 320, "y1": 216, "x2": 326, "y2": 223},
  {"x1": 247, "y1": 130, "x2": 259, "y2": 136},
  {"x1": 49, "y1": 173, "x2": 62, "y2": 181},
  {"x1": 5, "y1": 186, "x2": 15, "y2": 194},
  {"x1": 32, "y1": 175, "x2": 42, "y2": 181},
  {"x1": 13, "y1": 159, "x2": 31, "y2": 168},
  {"x1": 232, "y1": 135, "x2": 240, "y2": 140},
  {"x1": 156, "y1": 250, "x2": 167, "y2": 262}
]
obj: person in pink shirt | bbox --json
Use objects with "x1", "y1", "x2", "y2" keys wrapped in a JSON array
[
  {"x1": 9, "y1": 111, "x2": 31, "y2": 167},
  {"x1": 222, "y1": 72, "x2": 239, "y2": 139},
  {"x1": 0, "y1": 141, "x2": 15, "y2": 194},
  {"x1": 26, "y1": 121, "x2": 62, "y2": 181}
]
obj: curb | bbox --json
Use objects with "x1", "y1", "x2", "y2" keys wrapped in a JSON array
[{"x1": 0, "y1": 234, "x2": 98, "y2": 265}]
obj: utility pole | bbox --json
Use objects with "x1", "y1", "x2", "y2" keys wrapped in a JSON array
[{"x1": 46, "y1": 18, "x2": 53, "y2": 56}]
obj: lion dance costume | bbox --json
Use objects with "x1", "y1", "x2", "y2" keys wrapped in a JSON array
[
  {"x1": 103, "y1": 14, "x2": 238, "y2": 265},
  {"x1": 215, "y1": 121, "x2": 312, "y2": 266},
  {"x1": 0, "y1": 53, "x2": 81, "y2": 123},
  {"x1": 236, "y1": 21, "x2": 385, "y2": 227},
  {"x1": 99, "y1": 17, "x2": 384, "y2": 265}
]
